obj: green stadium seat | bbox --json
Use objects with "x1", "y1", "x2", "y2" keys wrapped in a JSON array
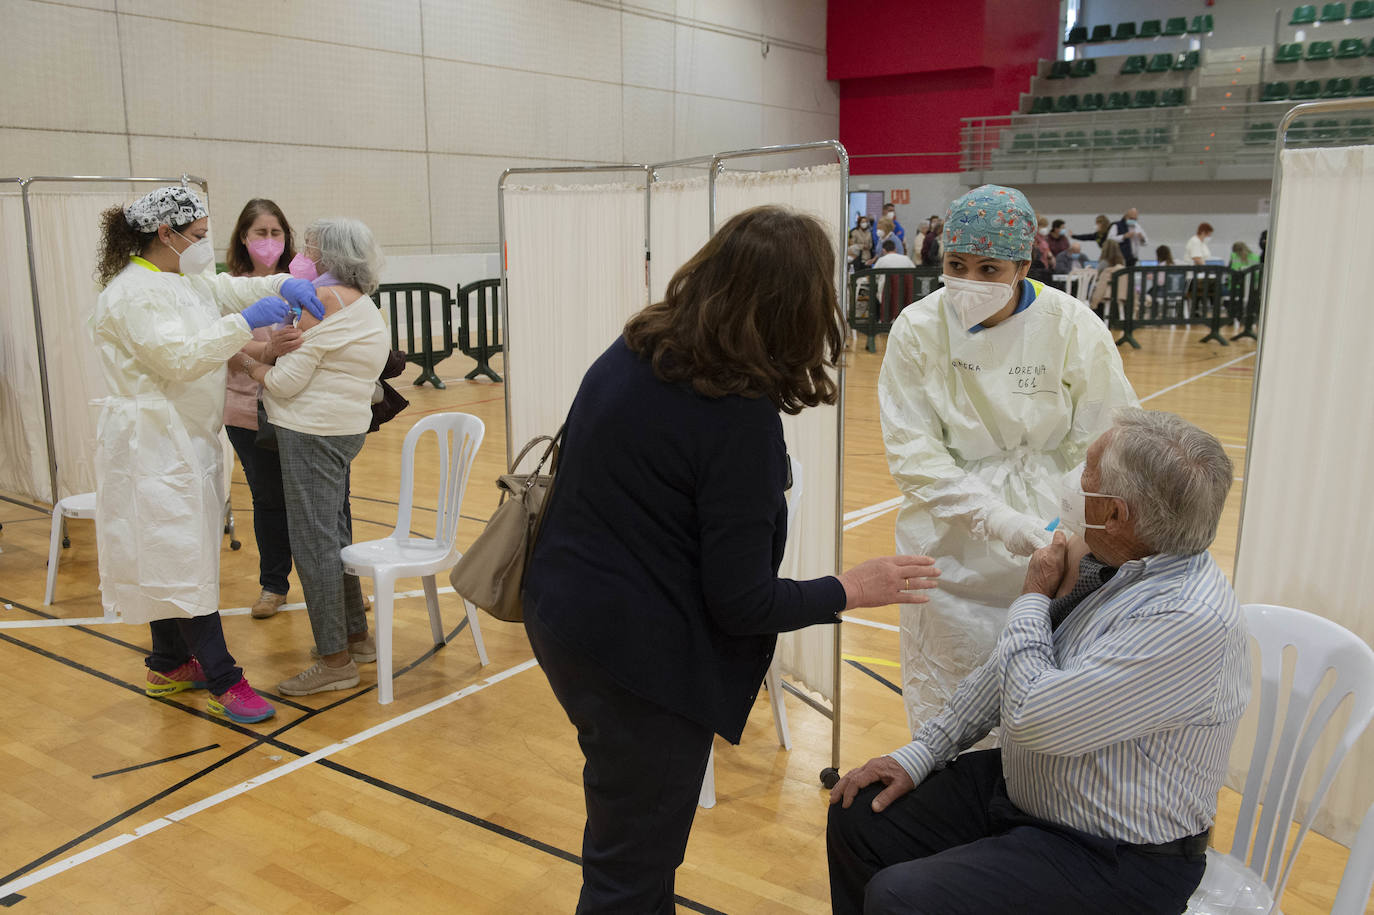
[
  {"x1": 1031, "y1": 96, "x2": 1055, "y2": 114},
  {"x1": 1063, "y1": 130, "x2": 1089, "y2": 150},
  {"x1": 1357, "y1": 75, "x2": 1374, "y2": 95},
  {"x1": 1291, "y1": 4, "x2": 1317, "y2": 23},
  {"x1": 1320, "y1": 2, "x2": 1347, "y2": 20},
  {"x1": 1104, "y1": 91, "x2": 1130, "y2": 109},
  {"x1": 1121, "y1": 55, "x2": 1147, "y2": 74},
  {"x1": 1368, "y1": 37, "x2": 1374, "y2": 55},
  {"x1": 1009, "y1": 132, "x2": 1036, "y2": 153},
  {"x1": 1054, "y1": 94, "x2": 1080, "y2": 112},
  {"x1": 1158, "y1": 88, "x2": 1187, "y2": 107},
  {"x1": 1275, "y1": 42, "x2": 1304, "y2": 62},
  {"x1": 1163, "y1": 16, "x2": 1188, "y2": 35},
  {"x1": 1092, "y1": 129, "x2": 1116, "y2": 149},
  {"x1": 1176, "y1": 50, "x2": 1200, "y2": 70},
  {"x1": 1312, "y1": 119, "x2": 1342, "y2": 141},
  {"x1": 1131, "y1": 89, "x2": 1159, "y2": 108},
  {"x1": 1047, "y1": 60, "x2": 1071, "y2": 78},
  {"x1": 1066, "y1": 25, "x2": 1089, "y2": 43},
  {"x1": 1070, "y1": 58, "x2": 1097, "y2": 77},
  {"x1": 1037, "y1": 131, "x2": 1064, "y2": 152},
  {"x1": 1088, "y1": 24, "x2": 1113, "y2": 42},
  {"x1": 1261, "y1": 81, "x2": 1291, "y2": 101},
  {"x1": 1336, "y1": 38, "x2": 1365, "y2": 56},
  {"x1": 1353, "y1": 0, "x2": 1374, "y2": 16},
  {"x1": 1288, "y1": 121, "x2": 1312, "y2": 144},
  {"x1": 1188, "y1": 14, "x2": 1214, "y2": 32},
  {"x1": 1114, "y1": 21, "x2": 1138, "y2": 40},
  {"x1": 1115, "y1": 128, "x2": 1141, "y2": 148},
  {"x1": 1145, "y1": 126, "x2": 1172, "y2": 148},
  {"x1": 1322, "y1": 77, "x2": 1353, "y2": 97},
  {"x1": 1079, "y1": 92, "x2": 1105, "y2": 110},
  {"x1": 1291, "y1": 79, "x2": 1322, "y2": 99},
  {"x1": 1138, "y1": 19, "x2": 1162, "y2": 38},
  {"x1": 1146, "y1": 52, "x2": 1174, "y2": 72},
  {"x1": 1306, "y1": 40, "x2": 1335, "y2": 60},
  {"x1": 1347, "y1": 117, "x2": 1374, "y2": 140},
  {"x1": 1244, "y1": 122, "x2": 1277, "y2": 145}
]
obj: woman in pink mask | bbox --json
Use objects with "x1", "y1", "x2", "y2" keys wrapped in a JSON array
[{"x1": 224, "y1": 199, "x2": 302, "y2": 619}]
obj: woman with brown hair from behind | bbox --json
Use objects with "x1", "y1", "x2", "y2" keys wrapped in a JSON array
[{"x1": 522, "y1": 205, "x2": 940, "y2": 913}]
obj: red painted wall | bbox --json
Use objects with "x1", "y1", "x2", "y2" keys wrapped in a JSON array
[{"x1": 828, "y1": 1, "x2": 1060, "y2": 174}]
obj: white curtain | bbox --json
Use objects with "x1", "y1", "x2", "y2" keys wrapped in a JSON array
[
  {"x1": 648, "y1": 175, "x2": 709, "y2": 304},
  {"x1": 715, "y1": 163, "x2": 846, "y2": 702},
  {"x1": 1233, "y1": 144, "x2": 1374, "y2": 844},
  {"x1": 503, "y1": 181, "x2": 647, "y2": 458},
  {"x1": 0, "y1": 191, "x2": 49, "y2": 503}
]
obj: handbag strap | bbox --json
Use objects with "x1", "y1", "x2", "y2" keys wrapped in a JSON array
[{"x1": 510, "y1": 425, "x2": 565, "y2": 487}]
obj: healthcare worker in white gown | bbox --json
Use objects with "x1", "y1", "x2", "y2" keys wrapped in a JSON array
[
  {"x1": 90, "y1": 186, "x2": 325, "y2": 724},
  {"x1": 878, "y1": 185, "x2": 1138, "y2": 736}
]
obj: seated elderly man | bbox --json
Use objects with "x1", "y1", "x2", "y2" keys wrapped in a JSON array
[
  {"x1": 827, "y1": 408, "x2": 1249, "y2": 915},
  {"x1": 1054, "y1": 241, "x2": 1091, "y2": 274}
]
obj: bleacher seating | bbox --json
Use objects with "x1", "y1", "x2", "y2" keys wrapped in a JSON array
[
  {"x1": 1348, "y1": 117, "x2": 1374, "y2": 139},
  {"x1": 1131, "y1": 89, "x2": 1158, "y2": 108},
  {"x1": 1047, "y1": 60, "x2": 1071, "y2": 79},
  {"x1": 1262, "y1": 81, "x2": 1291, "y2": 101},
  {"x1": 1159, "y1": 87, "x2": 1187, "y2": 106},
  {"x1": 1306, "y1": 40, "x2": 1335, "y2": 60},
  {"x1": 1291, "y1": 78, "x2": 1322, "y2": 98},
  {"x1": 1320, "y1": 2, "x2": 1347, "y2": 20},
  {"x1": 1359, "y1": 75, "x2": 1374, "y2": 94},
  {"x1": 1323, "y1": 76, "x2": 1354, "y2": 96},
  {"x1": 1336, "y1": 38, "x2": 1366, "y2": 57},
  {"x1": 1092, "y1": 129, "x2": 1116, "y2": 149},
  {"x1": 1037, "y1": 131, "x2": 1063, "y2": 152},
  {"x1": 1176, "y1": 50, "x2": 1201, "y2": 70},
  {"x1": 1067, "y1": 25, "x2": 1089, "y2": 44},
  {"x1": 1291, "y1": 4, "x2": 1318, "y2": 24},
  {"x1": 1140, "y1": 19, "x2": 1162, "y2": 38},
  {"x1": 1244, "y1": 122, "x2": 1277, "y2": 145},
  {"x1": 1353, "y1": 0, "x2": 1374, "y2": 17},
  {"x1": 1276, "y1": 42, "x2": 1303, "y2": 63},
  {"x1": 1147, "y1": 52, "x2": 1174, "y2": 72},
  {"x1": 1063, "y1": 129, "x2": 1088, "y2": 150},
  {"x1": 1105, "y1": 91, "x2": 1130, "y2": 109},
  {"x1": 1163, "y1": 16, "x2": 1188, "y2": 35},
  {"x1": 1054, "y1": 94, "x2": 1079, "y2": 112},
  {"x1": 1031, "y1": 96, "x2": 1054, "y2": 114},
  {"x1": 1080, "y1": 92, "x2": 1105, "y2": 110},
  {"x1": 1121, "y1": 55, "x2": 1147, "y2": 74},
  {"x1": 1089, "y1": 24, "x2": 1112, "y2": 42},
  {"x1": 1188, "y1": 14, "x2": 1214, "y2": 32},
  {"x1": 1070, "y1": 58, "x2": 1097, "y2": 77},
  {"x1": 1114, "y1": 21, "x2": 1138, "y2": 40}
]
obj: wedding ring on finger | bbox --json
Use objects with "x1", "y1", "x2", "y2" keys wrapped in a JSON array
[{"x1": 904, "y1": 578, "x2": 910, "y2": 590}]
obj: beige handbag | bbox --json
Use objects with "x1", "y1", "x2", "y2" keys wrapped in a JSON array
[{"x1": 449, "y1": 429, "x2": 562, "y2": 623}]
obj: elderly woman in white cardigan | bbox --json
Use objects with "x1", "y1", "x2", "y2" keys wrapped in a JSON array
[{"x1": 232, "y1": 218, "x2": 389, "y2": 695}]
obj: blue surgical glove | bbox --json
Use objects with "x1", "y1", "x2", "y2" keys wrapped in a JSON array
[
  {"x1": 279, "y1": 277, "x2": 326, "y2": 320},
  {"x1": 241, "y1": 296, "x2": 291, "y2": 329}
]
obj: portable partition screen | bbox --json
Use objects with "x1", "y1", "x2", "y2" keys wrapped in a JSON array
[
  {"x1": 498, "y1": 142, "x2": 850, "y2": 782},
  {"x1": 1232, "y1": 99, "x2": 1374, "y2": 844},
  {"x1": 0, "y1": 175, "x2": 208, "y2": 511}
]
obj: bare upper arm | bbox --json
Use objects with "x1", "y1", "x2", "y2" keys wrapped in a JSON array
[{"x1": 296, "y1": 285, "x2": 358, "y2": 330}]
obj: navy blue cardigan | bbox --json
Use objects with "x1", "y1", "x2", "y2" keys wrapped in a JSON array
[{"x1": 524, "y1": 337, "x2": 846, "y2": 743}]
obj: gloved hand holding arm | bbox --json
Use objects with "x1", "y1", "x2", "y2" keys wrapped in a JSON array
[
  {"x1": 240, "y1": 296, "x2": 291, "y2": 329},
  {"x1": 278, "y1": 278, "x2": 326, "y2": 320},
  {"x1": 986, "y1": 505, "x2": 1053, "y2": 557}
]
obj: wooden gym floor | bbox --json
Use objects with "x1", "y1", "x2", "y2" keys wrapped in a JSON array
[{"x1": 0, "y1": 325, "x2": 1361, "y2": 913}]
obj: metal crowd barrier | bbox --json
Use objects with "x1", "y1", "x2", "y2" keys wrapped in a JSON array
[
  {"x1": 373, "y1": 279, "x2": 505, "y2": 388},
  {"x1": 848, "y1": 266, "x2": 944, "y2": 352},
  {"x1": 1105, "y1": 265, "x2": 1245, "y2": 349}
]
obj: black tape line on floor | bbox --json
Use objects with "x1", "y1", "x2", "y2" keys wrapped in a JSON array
[
  {"x1": 844, "y1": 658, "x2": 902, "y2": 695},
  {"x1": 91, "y1": 744, "x2": 221, "y2": 780}
]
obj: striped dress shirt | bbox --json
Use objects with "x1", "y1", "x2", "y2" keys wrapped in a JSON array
[{"x1": 890, "y1": 550, "x2": 1250, "y2": 845}]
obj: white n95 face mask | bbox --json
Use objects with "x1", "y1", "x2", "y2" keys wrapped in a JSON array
[
  {"x1": 941, "y1": 274, "x2": 1014, "y2": 330},
  {"x1": 1056, "y1": 462, "x2": 1119, "y2": 536},
  {"x1": 171, "y1": 228, "x2": 215, "y2": 275}
]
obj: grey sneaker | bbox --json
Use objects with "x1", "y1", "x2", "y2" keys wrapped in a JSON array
[
  {"x1": 251, "y1": 590, "x2": 288, "y2": 619},
  {"x1": 309, "y1": 634, "x2": 377, "y2": 664},
  {"x1": 278, "y1": 659, "x2": 360, "y2": 696}
]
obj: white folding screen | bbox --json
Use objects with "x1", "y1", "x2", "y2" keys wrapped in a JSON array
[
  {"x1": 502, "y1": 180, "x2": 648, "y2": 455},
  {"x1": 0, "y1": 191, "x2": 49, "y2": 502},
  {"x1": 713, "y1": 164, "x2": 845, "y2": 702},
  {"x1": 1233, "y1": 143, "x2": 1374, "y2": 843}
]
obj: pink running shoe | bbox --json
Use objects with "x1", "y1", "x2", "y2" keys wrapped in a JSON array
[
  {"x1": 207, "y1": 678, "x2": 276, "y2": 724},
  {"x1": 145, "y1": 658, "x2": 209, "y2": 697}
]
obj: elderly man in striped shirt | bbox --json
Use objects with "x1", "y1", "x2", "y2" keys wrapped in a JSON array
[{"x1": 827, "y1": 409, "x2": 1249, "y2": 915}]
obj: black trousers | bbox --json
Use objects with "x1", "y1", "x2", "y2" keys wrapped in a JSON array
[
  {"x1": 226, "y1": 424, "x2": 293, "y2": 596},
  {"x1": 827, "y1": 749, "x2": 1205, "y2": 915},
  {"x1": 146, "y1": 613, "x2": 242, "y2": 694},
  {"x1": 525, "y1": 615, "x2": 714, "y2": 915}
]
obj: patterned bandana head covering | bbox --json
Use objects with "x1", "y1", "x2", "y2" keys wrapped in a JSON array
[
  {"x1": 123, "y1": 186, "x2": 208, "y2": 233},
  {"x1": 943, "y1": 184, "x2": 1036, "y2": 262}
]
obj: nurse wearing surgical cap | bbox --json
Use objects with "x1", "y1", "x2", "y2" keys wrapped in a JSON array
[
  {"x1": 878, "y1": 185, "x2": 1139, "y2": 737},
  {"x1": 90, "y1": 186, "x2": 325, "y2": 723}
]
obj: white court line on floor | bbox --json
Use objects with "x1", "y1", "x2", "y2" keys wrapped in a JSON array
[
  {"x1": 0, "y1": 656, "x2": 539, "y2": 901},
  {"x1": 0, "y1": 586, "x2": 459, "y2": 630},
  {"x1": 839, "y1": 350, "x2": 1259, "y2": 532},
  {"x1": 844, "y1": 616, "x2": 900, "y2": 632}
]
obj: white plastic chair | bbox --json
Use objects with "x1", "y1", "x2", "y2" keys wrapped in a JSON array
[
  {"x1": 700, "y1": 456, "x2": 802, "y2": 809},
  {"x1": 1185, "y1": 603, "x2": 1374, "y2": 914},
  {"x1": 1333, "y1": 801, "x2": 1374, "y2": 915},
  {"x1": 44, "y1": 492, "x2": 97, "y2": 605},
  {"x1": 341, "y1": 413, "x2": 488, "y2": 705}
]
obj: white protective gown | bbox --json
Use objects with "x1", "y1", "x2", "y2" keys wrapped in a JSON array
[
  {"x1": 91, "y1": 258, "x2": 284, "y2": 623},
  {"x1": 878, "y1": 279, "x2": 1138, "y2": 736}
]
